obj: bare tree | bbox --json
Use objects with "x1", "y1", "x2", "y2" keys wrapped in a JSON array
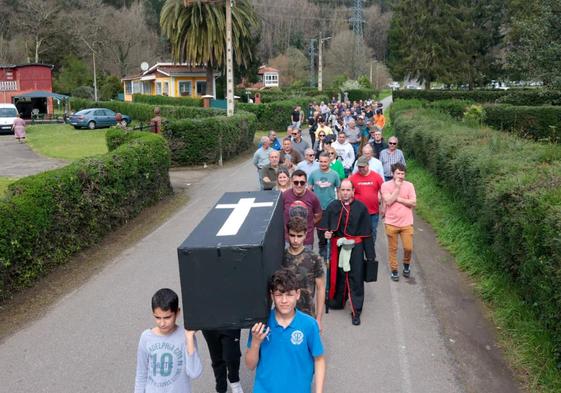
[
  {"x1": 323, "y1": 30, "x2": 374, "y2": 86},
  {"x1": 99, "y1": 1, "x2": 159, "y2": 76},
  {"x1": 12, "y1": 0, "x2": 64, "y2": 63},
  {"x1": 252, "y1": 0, "x2": 321, "y2": 61},
  {"x1": 269, "y1": 46, "x2": 308, "y2": 86},
  {"x1": 364, "y1": 4, "x2": 392, "y2": 61}
]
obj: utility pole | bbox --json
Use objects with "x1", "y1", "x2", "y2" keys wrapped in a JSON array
[
  {"x1": 225, "y1": 0, "x2": 234, "y2": 117},
  {"x1": 309, "y1": 38, "x2": 317, "y2": 88},
  {"x1": 318, "y1": 32, "x2": 331, "y2": 92},
  {"x1": 350, "y1": 0, "x2": 365, "y2": 79}
]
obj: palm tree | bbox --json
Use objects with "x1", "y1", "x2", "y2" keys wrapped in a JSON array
[{"x1": 160, "y1": 0, "x2": 259, "y2": 96}]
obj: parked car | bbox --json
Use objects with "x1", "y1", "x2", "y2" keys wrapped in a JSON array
[
  {"x1": 68, "y1": 108, "x2": 131, "y2": 130},
  {"x1": 0, "y1": 103, "x2": 18, "y2": 134},
  {"x1": 387, "y1": 81, "x2": 400, "y2": 90}
]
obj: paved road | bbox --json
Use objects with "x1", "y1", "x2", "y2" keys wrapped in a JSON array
[
  {"x1": 0, "y1": 97, "x2": 521, "y2": 392},
  {"x1": 0, "y1": 135, "x2": 67, "y2": 178}
]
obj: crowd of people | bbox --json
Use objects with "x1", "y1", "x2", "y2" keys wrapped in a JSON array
[{"x1": 135, "y1": 98, "x2": 417, "y2": 393}]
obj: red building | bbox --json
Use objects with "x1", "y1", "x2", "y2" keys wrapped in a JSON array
[{"x1": 0, "y1": 64, "x2": 54, "y2": 117}]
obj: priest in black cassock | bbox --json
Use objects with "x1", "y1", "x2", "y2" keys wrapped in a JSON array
[{"x1": 320, "y1": 179, "x2": 376, "y2": 326}]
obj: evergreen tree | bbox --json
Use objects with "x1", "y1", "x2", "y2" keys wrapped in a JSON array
[
  {"x1": 506, "y1": 0, "x2": 561, "y2": 87},
  {"x1": 387, "y1": 0, "x2": 464, "y2": 88}
]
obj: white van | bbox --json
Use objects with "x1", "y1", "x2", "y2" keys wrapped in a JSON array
[{"x1": 0, "y1": 103, "x2": 19, "y2": 133}]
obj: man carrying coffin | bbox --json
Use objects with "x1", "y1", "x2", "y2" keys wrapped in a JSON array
[{"x1": 320, "y1": 179, "x2": 375, "y2": 326}]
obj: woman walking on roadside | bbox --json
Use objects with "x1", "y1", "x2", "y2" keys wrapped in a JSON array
[{"x1": 12, "y1": 113, "x2": 26, "y2": 143}]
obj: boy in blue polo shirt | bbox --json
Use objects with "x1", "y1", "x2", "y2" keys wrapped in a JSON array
[{"x1": 245, "y1": 269, "x2": 325, "y2": 393}]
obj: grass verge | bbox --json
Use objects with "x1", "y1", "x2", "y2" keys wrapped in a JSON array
[
  {"x1": 26, "y1": 123, "x2": 108, "y2": 160},
  {"x1": 385, "y1": 114, "x2": 561, "y2": 392},
  {"x1": 379, "y1": 88, "x2": 392, "y2": 100},
  {"x1": 0, "y1": 177, "x2": 15, "y2": 196}
]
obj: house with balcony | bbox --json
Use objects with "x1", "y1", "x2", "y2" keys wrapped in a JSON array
[
  {"x1": 0, "y1": 63, "x2": 55, "y2": 117},
  {"x1": 121, "y1": 63, "x2": 219, "y2": 102},
  {"x1": 258, "y1": 66, "x2": 279, "y2": 88}
]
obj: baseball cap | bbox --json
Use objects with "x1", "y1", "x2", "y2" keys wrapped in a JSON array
[{"x1": 356, "y1": 156, "x2": 369, "y2": 167}]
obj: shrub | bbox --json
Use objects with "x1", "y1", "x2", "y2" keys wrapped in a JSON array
[
  {"x1": 238, "y1": 97, "x2": 328, "y2": 131},
  {"x1": 345, "y1": 88, "x2": 379, "y2": 101},
  {"x1": 483, "y1": 104, "x2": 561, "y2": 142},
  {"x1": 132, "y1": 94, "x2": 202, "y2": 107},
  {"x1": 390, "y1": 100, "x2": 561, "y2": 354},
  {"x1": 0, "y1": 131, "x2": 172, "y2": 301},
  {"x1": 428, "y1": 99, "x2": 474, "y2": 119},
  {"x1": 164, "y1": 112, "x2": 257, "y2": 166},
  {"x1": 496, "y1": 90, "x2": 561, "y2": 106},
  {"x1": 70, "y1": 98, "x2": 224, "y2": 122},
  {"x1": 463, "y1": 104, "x2": 486, "y2": 127},
  {"x1": 395, "y1": 88, "x2": 561, "y2": 106}
]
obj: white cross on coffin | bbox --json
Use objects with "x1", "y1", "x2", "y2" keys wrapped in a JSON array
[{"x1": 215, "y1": 198, "x2": 274, "y2": 236}]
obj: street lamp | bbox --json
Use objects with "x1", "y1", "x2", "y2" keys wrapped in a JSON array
[
  {"x1": 318, "y1": 33, "x2": 331, "y2": 92},
  {"x1": 183, "y1": 0, "x2": 235, "y2": 117}
]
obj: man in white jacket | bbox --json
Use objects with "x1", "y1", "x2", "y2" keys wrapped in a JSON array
[{"x1": 331, "y1": 131, "x2": 355, "y2": 177}]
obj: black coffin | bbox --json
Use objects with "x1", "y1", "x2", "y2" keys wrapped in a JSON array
[{"x1": 177, "y1": 191, "x2": 284, "y2": 330}]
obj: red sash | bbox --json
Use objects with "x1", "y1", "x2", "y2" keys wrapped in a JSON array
[{"x1": 328, "y1": 236, "x2": 363, "y2": 299}]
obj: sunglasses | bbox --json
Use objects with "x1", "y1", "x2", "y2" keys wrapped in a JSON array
[
  {"x1": 329, "y1": 152, "x2": 336, "y2": 156},
  {"x1": 389, "y1": 142, "x2": 397, "y2": 145},
  {"x1": 319, "y1": 134, "x2": 325, "y2": 137},
  {"x1": 292, "y1": 180, "x2": 307, "y2": 186}
]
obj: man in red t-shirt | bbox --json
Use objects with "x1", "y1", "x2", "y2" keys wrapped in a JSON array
[{"x1": 349, "y1": 155, "x2": 384, "y2": 247}]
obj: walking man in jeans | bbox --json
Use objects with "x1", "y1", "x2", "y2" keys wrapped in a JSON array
[{"x1": 381, "y1": 163, "x2": 416, "y2": 282}]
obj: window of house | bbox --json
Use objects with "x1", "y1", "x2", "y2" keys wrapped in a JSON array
[
  {"x1": 163, "y1": 81, "x2": 169, "y2": 95},
  {"x1": 196, "y1": 81, "x2": 207, "y2": 96},
  {"x1": 125, "y1": 81, "x2": 132, "y2": 94},
  {"x1": 264, "y1": 74, "x2": 278, "y2": 84},
  {"x1": 156, "y1": 82, "x2": 162, "y2": 95},
  {"x1": 132, "y1": 81, "x2": 142, "y2": 94},
  {"x1": 179, "y1": 81, "x2": 192, "y2": 96}
]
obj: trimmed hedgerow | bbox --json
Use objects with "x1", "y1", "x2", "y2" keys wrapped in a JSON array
[
  {"x1": 70, "y1": 98, "x2": 224, "y2": 122},
  {"x1": 238, "y1": 97, "x2": 328, "y2": 131},
  {"x1": 132, "y1": 94, "x2": 202, "y2": 107},
  {"x1": 483, "y1": 104, "x2": 561, "y2": 142},
  {"x1": 393, "y1": 89, "x2": 510, "y2": 102},
  {"x1": 346, "y1": 88, "x2": 379, "y2": 101},
  {"x1": 0, "y1": 131, "x2": 172, "y2": 301},
  {"x1": 496, "y1": 90, "x2": 561, "y2": 106},
  {"x1": 427, "y1": 99, "x2": 474, "y2": 119},
  {"x1": 394, "y1": 89, "x2": 561, "y2": 106},
  {"x1": 390, "y1": 100, "x2": 561, "y2": 355},
  {"x1": 164, "y1": 112, "x2": 257, "y2": 166}
]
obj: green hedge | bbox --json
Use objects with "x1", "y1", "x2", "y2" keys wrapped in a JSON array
[
  {"x1": 393, "y1": 89, "x2": 510, "y2": 102},
  {"x1": 496, "y1": 90, "x2": 561, "y2": 106},
  {"x1": 164, "y1": 112, "x2": 257, "y2": 166},
  {"x1": 483, "y1": 105, "x2": 561, "y2": 142},
  {"x1": 345, "y1": 88, "x2": 379, "y2": 101},
  {"x1": 238, "y1": 97, "x2": 328, "y2": 131},
  {"x1": 425, "y1": 99, "x2": 561, "y2": 142},
  {"x1": 0, "y1": 131, "x2": 172, "y2": 301},
  {"x1": 394, "y1": 89, "x2": 561, "y2": 106},
  {"x1": 390, "y1": 100, "x2": 561, "y2": 354},
  {"x1": 132, "y1": 94, "x2": 202, "y2": 107},
  {"x1": 427, "y1": 99, "x2": 474, "y2": 119},
  {"x1": 70, "y1": 98, "x2": 224, "y2": 122}
]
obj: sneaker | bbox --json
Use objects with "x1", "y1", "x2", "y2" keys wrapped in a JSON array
[
  {"x1": 403, "y1": 264, "x2": 411, "y2": 278},
  {"x1": 351, "y1": 314, "x2": 361, "y2": 326},
  {"x1": 391, "y1": 271, "x2": 399, "y2": 281},
  {"x1": 230, "y1": 382, "x2": 244, "y2": 393}
]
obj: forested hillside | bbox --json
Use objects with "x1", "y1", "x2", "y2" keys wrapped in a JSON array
[{"x1": 1, "y1": 0, "x2": 559, "y2": 96}]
